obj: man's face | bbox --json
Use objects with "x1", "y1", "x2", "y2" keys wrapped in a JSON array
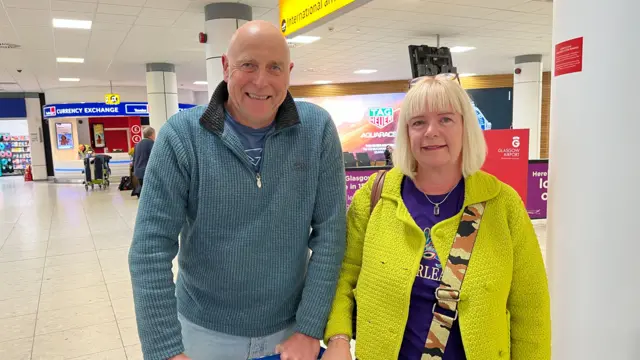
[{"x1": 223, "y1": 35, "x2": 293, "y2": 126}]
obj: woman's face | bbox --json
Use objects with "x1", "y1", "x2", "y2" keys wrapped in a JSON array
[{"x1": 407, "y1": 108, "x2": 463, "y2": 170}]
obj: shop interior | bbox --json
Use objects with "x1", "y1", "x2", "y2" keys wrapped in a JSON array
[{"x1": 48, "y1": 115, "x2": 149, "y2": 182}]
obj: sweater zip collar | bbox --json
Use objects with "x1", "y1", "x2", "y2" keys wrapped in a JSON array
[{"x1": 199, "y1": 80, "x2": 301, "y2": 136}]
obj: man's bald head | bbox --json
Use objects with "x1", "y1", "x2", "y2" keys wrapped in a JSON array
[
  {"x1": 227, "y1": 20, "x2": 290, "y2": 62},
  {"x1": 222, "y1": 20, "x2": 295, "y2": 128}
]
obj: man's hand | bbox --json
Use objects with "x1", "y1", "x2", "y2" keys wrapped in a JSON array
[
  {"x1": 169, "y1": 354, "x2": 191, "y2": 360},
  {"x1": 276, "y1": 332, "x2": 320, "y2": 360}
]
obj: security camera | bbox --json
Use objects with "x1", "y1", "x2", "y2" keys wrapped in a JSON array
[{"x1": 16, "y1": 69, "x2": 22, "y2": 73}]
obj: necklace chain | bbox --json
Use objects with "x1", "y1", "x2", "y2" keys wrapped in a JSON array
[{"x1": 424, "y1": 187, "x2": 455, "y2": 216}]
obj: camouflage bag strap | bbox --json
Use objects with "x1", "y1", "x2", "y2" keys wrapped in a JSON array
[
  {"x1": 422, "y1": 201, "x2": 487, "y2": 360},
  {"x1": 369, "y1": 170, "x2": 387, "y2": 214}
]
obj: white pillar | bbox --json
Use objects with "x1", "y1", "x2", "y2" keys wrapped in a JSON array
[
  {"x1": 146, "y1": 63, "x2": 179, "y2": 131},
  {"x1": 24, "y1": 95, "x2": 47, "y2": 180},
  {"x1": 548, "y1": 0, "x2": 640, "y2": 359},
  {"x1": 204, "y1": 2, "x2": 252, "y2": 98},
  {"x1": 512, "y1": 54, "x2": 543, "y2": 160}
]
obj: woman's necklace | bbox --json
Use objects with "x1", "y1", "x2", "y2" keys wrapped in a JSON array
[{"x1": 424, "y1": 187, "x2": 455, "y2": 216}]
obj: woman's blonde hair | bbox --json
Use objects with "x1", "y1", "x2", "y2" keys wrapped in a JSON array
[{"x1": 392, "y1": 77, "x2": 487, "y2": 179}]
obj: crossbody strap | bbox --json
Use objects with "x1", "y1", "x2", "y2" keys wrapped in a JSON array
[
  {"x1": 369, "y1": 170, "x2": 387, "y2": 214},
  {"x1": 422, "y1": 201, "x2": 487, "y2": 360}
]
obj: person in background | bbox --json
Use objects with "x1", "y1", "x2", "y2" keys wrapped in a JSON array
[
  {"x1": 384, "y1": 145, "x2": 393, "y2": 166},
  {"x1": 322, "y1": 75, "x2": 550, "y2": 360},
  {"x1": 129, "y1": 20, "x2": 346, "y2": 360},
  {"x1": 131, "y1": 126, "x2": 155, "y2": 198}
]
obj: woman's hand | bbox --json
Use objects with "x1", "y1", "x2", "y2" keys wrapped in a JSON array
[{"x1": 321, "y1": 339, "x2": 352, "y2": 360}]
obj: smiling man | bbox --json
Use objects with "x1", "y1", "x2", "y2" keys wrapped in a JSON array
[{"x1": 129, "y1": 20, "x2": 346, "y2": 360}]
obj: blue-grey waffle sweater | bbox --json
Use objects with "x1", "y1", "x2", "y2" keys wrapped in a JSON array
[{"x1": 129, "y1": 81, "x2": 347, "y2": 360}]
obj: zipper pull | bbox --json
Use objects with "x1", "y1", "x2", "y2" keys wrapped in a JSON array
[{"x1": 256, "y1": 173, "x2": 262, "y2": 188}]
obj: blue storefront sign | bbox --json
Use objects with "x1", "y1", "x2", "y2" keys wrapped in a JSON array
[{"x1": 43, "y1": 102, "x2": 198, "y2": 119}]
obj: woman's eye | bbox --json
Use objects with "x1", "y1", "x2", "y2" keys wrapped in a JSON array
[
  {"x1": 441, "y1": 117, "x2": 453, "y2": 124},
  {"x1": 412, "y1": 120, "x2": 424, "y2": 127}
]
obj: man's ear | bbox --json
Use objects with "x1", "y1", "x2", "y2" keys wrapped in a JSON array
[
  {"x1": 222, "y1": 54, "x2": 230, "y2": 82},
  {"x1": 289, "y1": 61, "x2": 294, "y2": 73}
]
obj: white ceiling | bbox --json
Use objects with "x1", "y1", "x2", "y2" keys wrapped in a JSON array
[{"x1": 0, "y1": 0, "x2": 553, "y2": 93}]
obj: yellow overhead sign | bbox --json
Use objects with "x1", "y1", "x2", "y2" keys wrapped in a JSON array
[
  {"x1": 279, "y1": 0, "x2": 371, "y2": 37},
  {"x1": 105, "y1": 93, "x2": 120, "y2": 105}
]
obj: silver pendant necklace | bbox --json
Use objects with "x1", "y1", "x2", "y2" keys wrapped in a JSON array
[{"x1": 424, "y1": 188, "x2": 455, "y2": 216}]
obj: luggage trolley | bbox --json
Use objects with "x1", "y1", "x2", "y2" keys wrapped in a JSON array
[{"x1": 82, "y1": 153, "x2": 112, "y2": 191}]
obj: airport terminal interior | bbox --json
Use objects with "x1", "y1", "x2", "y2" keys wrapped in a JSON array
[{"x1": 0, "y1": 0, "x2": 633, "y2": 359}]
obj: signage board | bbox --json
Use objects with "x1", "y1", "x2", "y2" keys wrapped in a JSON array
[
  {"x1": 105, "y1": 93, "x2": 120, "y2": 105},
  {"x1": 279, "y1": 0, "x2": 372, "y2": 37},
  {"x1": 482, "y1": 129, "x2": 530, "y2": 203},
  {"x1": 527, "y1": 160, "x2": 549, "y2": 219},
  {"x1": 43, "y1": 102, "x2": 197, "y2": 119}
]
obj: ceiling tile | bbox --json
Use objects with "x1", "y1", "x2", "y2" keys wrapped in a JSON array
[
  {"x1": 93, "y1": 13, "x2": 137, "y2": 25},
  {"x1": 13, "y1": 27, "x2": 54, "y2": 50},
  {"x1": 138, "y1": 8, "x2": 183, "y2": 20},
  {"x1": 143, "y1": 0, "x2": 191, "y2": 11},
  {"x1": 7, "y1": 8, "x2": 51, "y2": 27},
  {"x1": 173, "y1": 12, "x2": 205, "y2": 30},
  {"x1": 135, "y1": 17, "x2": 176, "y2": 27},
  {"x1": 97, "y1": 4, "x2": 142, "y2": 16},
  {"x1": 51, "y1": 1, "x2": 98, "y2": 13},
  {"x1": 92, "y1": 22, "x2": 132, "y2": 31},
  {"x1": 3, "y1": 0, "x2": 49, "y2": 10}
]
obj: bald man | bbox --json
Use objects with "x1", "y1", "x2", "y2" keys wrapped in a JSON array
[{"x1": 129, "y1": 20, "x2": 346, "y2": 360}]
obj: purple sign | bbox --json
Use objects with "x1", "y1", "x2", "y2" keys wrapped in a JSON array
[
  {"x1": 527, "y1": 161, "x2": 548, "y2": 219},
  {"x1": 346, "y1": 168, "x2": 379, "y2": 207}
]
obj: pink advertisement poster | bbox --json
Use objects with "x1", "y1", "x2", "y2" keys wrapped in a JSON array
[{"x1": 297, "y1": 93, "x2": 405, "y2": 161}]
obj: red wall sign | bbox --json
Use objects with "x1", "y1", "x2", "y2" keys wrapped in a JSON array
[
  {"x1": 482, "y1": 129, "x2": 530, "y2": 204},
  {"x1": 128, "y1": 117, "x2": 142, "y2": 149},
  {"x1": 555, "y1": 37, "x2": 583, "y2": 77}
]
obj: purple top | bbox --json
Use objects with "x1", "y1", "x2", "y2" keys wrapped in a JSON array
[{"x1": 398, "y1": 176, "x2": 467, "y2": 360}]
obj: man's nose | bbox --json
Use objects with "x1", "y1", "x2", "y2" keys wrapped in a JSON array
[{"x1": 253, "y1": 69, "x2": 268, "y2": 87}]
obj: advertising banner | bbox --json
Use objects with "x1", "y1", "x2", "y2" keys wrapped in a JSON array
[
  {"x1": 345, "y1": 168, "x2": 379, "y2": 207},
  {"x1": 93, "y1": 124, "x2": 105, "y2": 148},
  {"x1": 482, "y1": 129, "x2": 530, "y2": 203},
  {"x1": 527, "y1": 160, "x2": 549, "y2": 219},
  {"x1": 55, "y1": 122, "x2": 74, "y2": 150},
  {"x1": 298, "y1": 93, "x2": 403, "y2": 162},
  {"x1": 128, "y1": 117, "x2": 142, "y2": 150}
]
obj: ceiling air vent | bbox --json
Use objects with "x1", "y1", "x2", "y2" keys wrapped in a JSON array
[{"x1": 0, "y1": 43, "x2": 21, "y2": 49}]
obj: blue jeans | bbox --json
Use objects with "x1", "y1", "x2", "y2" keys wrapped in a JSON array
[{"x1": 178, "y1": 313, "x2": 296, "y2": 360}]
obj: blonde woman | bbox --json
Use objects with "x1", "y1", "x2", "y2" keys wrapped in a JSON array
[{"x1": 322, "y1": 75, "x2": 550, "y2": 360}]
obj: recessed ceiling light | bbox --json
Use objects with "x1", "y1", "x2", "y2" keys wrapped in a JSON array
[
  {"x1": 450, "y1": 46, "x2": 476, "y2": 53},
  {"x1": 313, "y1": 80, "x2": 332, "y2": 84},
  {"x1": 56, "y1": 57, "x2": 84, "y2": 63},
  {"x1": 287, "y1": 36, "x2": 321, "y2": 44},
  {"x1": 354, "y1": 69, "x2": 378, "y2": 74},
  {"x1": 53, "y1": 19, "x2": 92, "y2": 30},
  {"x1": 59, "y1": 78, "x2": 80, "y2": 82},
  {"x1": 459, "y1": 73, "x2": 477, "y2": 77},
  {"x1": 193, "y1": 81, "x2": 208, "y2": 85}
]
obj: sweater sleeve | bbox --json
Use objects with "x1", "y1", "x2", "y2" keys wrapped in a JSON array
[
  {"x1": 505, "y1": 186, "x2": 551, "y2": 360},
  {"x1": 294, "y1": 118, "x2": 347, "y2": 339},
  {"x1": 128, "y1": 122, "x2": 190, "y2": 360},
  {"x1": 323, "y1": 173, "x2": 377, "y2": 343}
]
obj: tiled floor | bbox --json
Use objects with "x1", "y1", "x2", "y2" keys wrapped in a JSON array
[
  {"x1": 0, "y1": 177, "x2": 142, "y2": 360},
  {"x1": 0, "y1": 176, "x2": 547, "y2": 360}
]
